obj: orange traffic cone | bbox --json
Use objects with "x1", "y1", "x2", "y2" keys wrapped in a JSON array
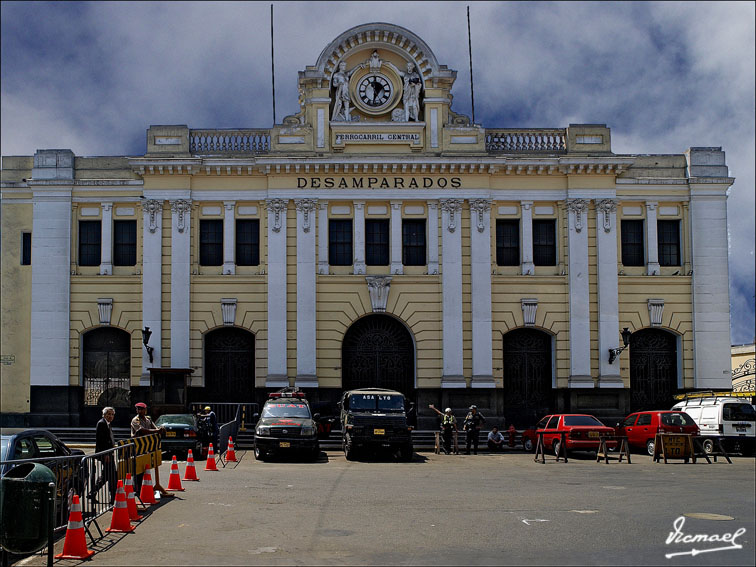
[
  {"x1": 166, "y1": 455, "x2": 185, "y2": 491},
  {"x1": 183, "y1": 449, "x2": 199, "y2": 481},
  {"x1": 205, "y1": 444, "x2": 218, "y2": 471},
  {"x1": 106, "y1": 481, "x2": 135, "y2": 533},
  {"x1": 124, "y1": 473, "x2": 143, "y2": 521},
  {"x1": 55, "y1": 494, "x2": 96, "y2": 559},
  {"x1": 139, "y1": 467, "x2": 157, "y2": 505},
  {"x1": 226, "y1": 436, "x2": 238, "y2": 462}
]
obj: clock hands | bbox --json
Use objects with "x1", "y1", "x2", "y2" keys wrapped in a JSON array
[{"x1": 371, "y1": 79, "x2": 384, "y2": 104}]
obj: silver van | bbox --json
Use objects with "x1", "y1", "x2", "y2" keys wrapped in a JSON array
[{"x1": 671, "y1": 396, "x2": 755, "y2": 455}]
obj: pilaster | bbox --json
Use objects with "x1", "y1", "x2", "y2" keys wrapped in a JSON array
[
  {"x1": 141, "y1": 199, "x2": 163, "y2": 381},
  {"x1": 440, "y1": 198, "x2": 464, "y2": 387},
  {"x1": 595, "y1": 199, "x2": 622, "y2": 387},
  {"x1": 566, "y1": 198, "x2": 592, "y2": 387},
  {"x1": 295, "y1": 198, "x2": 318, "y2": 387},
  {"x1": 390, "y1": 201, "x2": 403, "y2": 275},
  {"x1": 266, "y1": 198, "x2": 289, "y2": 387},
  {"x1": 646, "y1": 202, "x2": 660, "y2": 276},
  {"x1": 100, "y1": 202, "x2": 113, "y2": 275},
  {"x1": 222, "y1": 201, "x2": 236, "y2": 275},
  {"x1": 170, "y1": 199, "x2": 191, "y2": 368},
  {"x1": 469, "y1": 199, "x2": 494, "y2": 387},
  {"x1": 520, "y1": 201, "x2": 534, "y2": 275},
  {"x1": 353, "y1": 201, "x2": 366, "y2": 275}
]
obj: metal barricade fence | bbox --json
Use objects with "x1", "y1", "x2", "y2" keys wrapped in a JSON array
[
  {"x1": 79, "y1": 443, "x2": 137, "y2": 532},
  {"x1": 217, "y1": 405, "x2": 242, "y2": 458}
]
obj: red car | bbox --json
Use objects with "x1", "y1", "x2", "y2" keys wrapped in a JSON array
[
  {"x1": 614, "y1": 410, "x2": 699, "y2": 456},
  {"x1": 521, "y1": 414, "x2": 616, "y2": 455}
]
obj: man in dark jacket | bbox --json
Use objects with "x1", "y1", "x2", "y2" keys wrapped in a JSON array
[{"x1": 89, "y1": 406, "x2": 116, "y2": 503}]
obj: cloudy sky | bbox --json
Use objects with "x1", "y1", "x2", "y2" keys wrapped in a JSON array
[{"x1": 2, "y1": 1, "x2": 754, "y2": 344}]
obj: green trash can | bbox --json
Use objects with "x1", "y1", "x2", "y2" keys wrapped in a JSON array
[{"x1": 0, "y1": 462, "x2": 56, "y2": 554}]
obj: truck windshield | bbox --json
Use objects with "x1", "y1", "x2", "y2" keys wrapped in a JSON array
[
  {"x1": 723, "y1": 403, "x2": 756, "y2": 421},
  {"x1": 262, "y1": 403, "x2": 311, "y2": 419},
  {"x1": 350, "y1": 394, "x2": 404, "y2": 412}
]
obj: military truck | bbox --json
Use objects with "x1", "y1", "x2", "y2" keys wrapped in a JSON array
[{"x1": 338, "y1": 388, "x2": 414, "y2": 461}]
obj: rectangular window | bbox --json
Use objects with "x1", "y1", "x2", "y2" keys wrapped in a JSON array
[
  {"x1": 496, "y1": 219, "x2": 520, "y2": 266},
  {"x1": 113, "y1": 220, "x2": 137, "y2": 266},
  {"x1": 533, "y1": 219, "x2": 556, "y2": 266},
  {"x1": 658, "y1": 219, "x2": 681, "y2": 266},
  {"x1": 365, "y1": 219, "x2": 389, "y2": 266},
  {"x1": 21, "y1": 232, "x2": 31, "y2": 265},
  {"x1": 621, "y1": 220, "x2": 645, "y2": 266},
  {"x1": 200, "y1": 219, "x2": 223, "y2": 266},
  {"x1": 79, "y1": 220, "x2": 101, "y2": 266},
  {"x1": 329, "y1": 219, "x2": 353, "y2": 266},
  {"x1": 236, "y1": 219, "x2": 260, "y2": 266},
  {"x1": 402, "y1": 219, "x2": 426, "y2": 266}
]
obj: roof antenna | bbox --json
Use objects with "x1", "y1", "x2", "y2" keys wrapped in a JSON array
[
  {"x1": 467, "y1": 6, "x2": 476, "y2": 125},
  {"x1": 270, "y1": 4, "x2": 277, "y2": 125}
]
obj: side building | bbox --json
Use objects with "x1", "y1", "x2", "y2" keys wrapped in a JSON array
[{"x1": 0, "y1": 23, "x2": 735, "y2": 428}]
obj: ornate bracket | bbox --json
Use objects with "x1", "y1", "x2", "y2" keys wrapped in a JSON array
[
  {"x1": 366, "y1": 276, "x2": 392, "y2": 313},
  {"x1": 141, "y1": 199, "x2": 163, "y2": 233},
  {"x1": 440, "y1": 199, "x2": 463, "y2": 233},
  {"x1": 596, "y1": 199, "x2": 618, "y2": 233},
  {"x1": 97, "y1": 298, "x2": 113, "y2": 325},
  {"x1": 170, "y1": 199, "x2": 192, "y2": 233},
  {"x1": 295, "y1": 199, "x2": 317, "y2": 233},
  {"x1": 521, "y1": 298, "x2": 538, "y2": 327},
  {"x1": 566, "y1": 199, "x2": 589, "y2": 233},
  {"x1": 647, "y1": 298, "x2": 664, "y2": 327},
  {"x1": 266, "y1": 199, "x2": 288, "y2": 233},
  {"x1": 221, "y1": 298, "x2": 237, "y2": 326},
  {"x1": 469, "y1": 199, "x2": 491, "y2": 233}
]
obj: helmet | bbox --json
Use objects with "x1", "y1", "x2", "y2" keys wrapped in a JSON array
[
  {"x1": 204, "y1": 406, "x2": 211, "y2": 412},
  {"x1": 469, "y1": 405, "x2": 477, "y2": 410},
  {"x1": 444, "y1": 408, "x2": 452, "y2": 413}
]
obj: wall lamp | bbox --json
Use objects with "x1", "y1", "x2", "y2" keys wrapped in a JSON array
[
  {"x1": 608, "y1": 327, "x2": 632, "y2": 364},
  {"x1": 141, "y1": 326, "x2": 154, "y2": 364}
]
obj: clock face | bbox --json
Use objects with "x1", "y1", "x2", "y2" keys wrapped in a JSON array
[{"x1": 357, "y1": 73, "x2": 393, "y2": 109}]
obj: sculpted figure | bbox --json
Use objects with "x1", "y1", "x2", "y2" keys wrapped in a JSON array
[
  {"x1": 331, "y1": 61, "x2": 363, "y2": 121},
  {"x1": 401, "y1": 61, "x2": 423, "y2": 122}
]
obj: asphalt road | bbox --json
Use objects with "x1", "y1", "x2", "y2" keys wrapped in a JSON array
[{"x1": 15, "y1": 449, "x2": 756, "y2": 566}]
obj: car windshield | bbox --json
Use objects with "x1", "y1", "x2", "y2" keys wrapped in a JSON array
[
  {"x1": 563, "y1": 415, "x2": 604, "y2": 426},
  {"x1": 0, "y1": 437, "x2": 8, "y2": 461},
  {"x1": 156, "y1": 415, "x2": 195, "y2": 426},
  {"x1": 349, "y1": 394, "x2": 404, "y2": 412},
  {"x1": 723, "y1": 403, "x2": 756, "y2": 421},
  {"x1": 661, "y1": 413, "x2": 696, "y2": 427},
  {"x1": 262, "y1": 403, "x2": 311, "y2": 419}
]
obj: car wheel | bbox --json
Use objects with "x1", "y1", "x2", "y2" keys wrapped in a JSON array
[
  {"x1": 344, "y1": 436, "x2": 356, "y2": 461},
  {"x1": 309, "y1": 445, "x2": 320, "y2": 462},
  {"x1": 553, "y1": 439, "x2": 562, "y2": 457},
  {"x1": 646, "y1": 439, "x2": 655, "y2": 456},
  {"x1": 523, "y1": 438, "x2": 534, "y2": 453},
  {"x1": 400, "y1": 444, "x2": 414, "y2": 462},
  {"x1": 254, "y1": 446, "x2": 267, "y2": 461},
  {"x1": 702, "y1": 439, "x2": 715, "y2": 455}
]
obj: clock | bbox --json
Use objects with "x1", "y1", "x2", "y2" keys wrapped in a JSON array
[{"x1": 356, "y1": 73, "x2": 393, "y2": 110}]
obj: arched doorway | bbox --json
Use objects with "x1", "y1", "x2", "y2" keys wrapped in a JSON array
[
  {"x1": 82, "y1": 327, "x2": 131, "y2": 408},
  {"x1": 341, "y1": 315, "x2": 415, "y2": 396},
  {"x1": 204, "y1": 327, "x2": 255, "y2": 402},
  {"x1": 502, "y1": 328, "x2": 553, "y2": 427},
  {"x1": 629, "y1": 328, "x2": 678, "y2": 410}
]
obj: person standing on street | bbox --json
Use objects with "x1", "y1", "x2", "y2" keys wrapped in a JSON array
[
  {"x1": 463, "y1": 405, "x2": 486, "y2": 455},
  {"x1": 89, "y1": 406, "x2": 116, "y2": 503},
  {"x1": 201, "y1": 405, "x2": 219, "y2": 451},
  {"x1": 429, "y1": 404, "x2": 457, "y2": 454},
  {"x1": 131, "y1": 402, "x2": 172, "y2": 498}
]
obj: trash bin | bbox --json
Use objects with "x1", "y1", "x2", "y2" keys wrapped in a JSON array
[{"x1": 0, "y1": 462, "x2": 56, "y2": 554}]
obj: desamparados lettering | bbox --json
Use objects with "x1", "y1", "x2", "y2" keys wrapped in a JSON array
[{"x1": 297, "y1": 177, "x2": 462, "y2": 189}]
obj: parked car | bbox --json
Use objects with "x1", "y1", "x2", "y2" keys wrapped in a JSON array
[
  {"x1": 671, "y1": 396, "x2": 756, "y2": 455},
  {"x1": 254, "y1": 389, "x2": 320, "y2": 461},
  {"x1": 154, "y1": 414, "x2": 204, "y2": 459},
  {"x1": 520, "y1": 414, "x2": 616, "y2": 456},
  {"x1": 614, "y1": 411, "x2": 699, "y2": 456}
]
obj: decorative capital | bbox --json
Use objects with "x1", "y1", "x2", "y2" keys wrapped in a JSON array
[
  {"x1": 366, "y1": 276, "x2": 392, "y2": 313},
  {"x1": 596, "y1": 199, "x2": 618, "y2": 233},
  {"x1": 295, "y1": 198, "x2": 317, "y2": 232},
  {"x1": 646, "y1": 201, "x2": 658, "y2": 212},
  {"x1": 521, "y1": 201, "x2": 533, "y2": 211},
  {"x1": 170, "y1": 199, "x2": 192, "y2": 233},
  {"x1": 469, "y1": 199, "x2": 492, "y2": 233},
  {"x1": 266, "y1": 198, "x2": 288, "y2": 232},
  {"x1": 566, "y1": 198, "x2": 589, "y2": 233},
  {"x1": 141, "y1": 199, "x2": 163, "y2": 233},
  {"x1": 101, "y1": 202, "x2": 113, "y2": 212},
  {"x1": 223, "y1": 201, "x2": 236, "y2": 212},
  {"x1": 440, "y1": 199, "x2": 463, "y2": 233}
]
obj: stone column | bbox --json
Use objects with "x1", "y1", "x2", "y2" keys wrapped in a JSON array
[
  {"x1": 440, "y1": 199, "x2": 465, "y2": 387},
  {"x1": 100, "y1": 202, "x2": 113, "y2": 275},
  {"x1": 141, "y1": 199, "x2": 163, "y2": 381},
  {"x1": 353, "y1": 201, "x2": 366, "y2": 275},
  {"x1": 266, "y1": 198, "x2": 289, "y2": 387},
  {"x1": 295, "y1": 199, "x2": 318, "y2": 387},
  {"x1": 318, "y1": 201, "x2": 329, "y2": 274},
  {"x1": 170, "y1": 199, "x2": 191, "y2": 369},
  {"x1": 646, "y1": 202, "x2": 660, "y2": 275},
  {"x1": 390, "y1": 201, "x2": 403, "y2": 275},
  {"x1": 566, "y1": 198, "x2": 592, "y2": 387},
  {"x1": 222, "y1": 201, "x2": 236, "y2": 275},
  {"x1": 520, "y1": 201, "x2": 534, "y2": 275},
  {"x1": 595, "y1": 199, "x2": 622, "y2": 387},
  {"x1": 427, "y1": 201, "x2": 439, "y2": 275},
  {"x1": 469, "y1": 199, "x2": 494, "y2": 387}
]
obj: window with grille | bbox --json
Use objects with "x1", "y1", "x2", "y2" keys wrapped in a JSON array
[
  {"x1": 496, "y1": 219, "x2": 520, "y2": 266},
  {"x1": 200, "y1": 219, "x2": 223, "y2": 266},
  {"x1": 402, "y1": 219, "x2": 426, "y2": 266},
  {"x1": 621, "y1": 220, "x2": 645, "y2": 266},
  {"x1": 21, "y1": 232, "x2": 31, "y2": 265},
  {"x1": 533, "y1": 219, "x2": 556, "y2": 266},
  {"x1": 365, "y1": 219, "x2": 389, "y2": 266},
  {"x1": 113, "y1": 220, "x2": 136, "y2": 266},
  {"x1": 236, "y1": 219, "x2": 260, "y2": 266},
  {"x1": 79, "y1": 220, "x2": 101, "y2": 266},
  {"x1": 658, "y1": 220, "x2": 681, "y2": 266},
  {"x1": 329, "y1": 219, "x2": 353, "y2": 266}
]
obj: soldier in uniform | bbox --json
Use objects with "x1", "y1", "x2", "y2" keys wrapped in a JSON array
[
  {"x1": 131, "y1": 402, "x2": 172, "y2": 497},
  {"x1": 429, "y1": 404, "x2": 457, "y2": 454},
  {"x1": 463, "y1": 405, "x2": 486, "y2": 455}
]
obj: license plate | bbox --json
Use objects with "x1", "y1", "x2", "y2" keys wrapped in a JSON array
[
  {"x1": 735, "y1": 426, "x2": 747, "y2": 432},
  {"x1": 374, "y1": 429, "x2": 385, "y2": 435},
  {"x1": 279, "y1": 441, "x2": 291, "y2": 448},
  {"x1": 166, "y1": 431, "x2": 176, "y2": 437},
  {"x1": 588, "y1": 431, "x2": 599, "y2": 438}
]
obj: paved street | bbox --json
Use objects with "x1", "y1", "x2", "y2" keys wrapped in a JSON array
[{"x1": 17, "y1": 450, "x2": 756, "y2": 566}]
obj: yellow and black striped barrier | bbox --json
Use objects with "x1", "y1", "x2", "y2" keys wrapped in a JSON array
[{"x1": 116, "y1": 433, "x2": 162, "y2": 479}]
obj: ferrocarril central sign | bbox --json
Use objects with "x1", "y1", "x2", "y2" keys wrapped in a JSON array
[{"x1": 296, "y1": 177, "x2": 463, "y2": 189}]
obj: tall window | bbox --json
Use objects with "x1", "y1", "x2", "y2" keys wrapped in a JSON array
[
  {"x1": 236, "y1": 219, "x2": 260, "y2": 266},
  {"x1": 402, "y1": 219, "x2": 426, "y2": 266},
  {"x1": 79, "y1": 220, "x2": 101, "y2": 266},
  {"x1": 21, "y1": 232, "x2": 31, "y2": 265},
  {"x1": 621, "y1": 220, "x2": 645, "y2": 266},
  {"x1": 533, "y1": 219, "x2": 556, "y2": 266},
  {"x1": 113, "y1": 220, "x2": 137, "y2": 266},
  {"x1": 658, "y1": 220, "x2": 681, "y2": 266},
  {"x1": 329, "y1": 219, "x2": 353, "y2": 266},
  {"x1": 496, "y1": 219, "x2": 520, "y2": 266},
  {"x1": 200, "y1": 219, "x2": 223, "y2": 266},
  {"x1": 366, "y1": 219, "x2": 389, "y2": 266}
]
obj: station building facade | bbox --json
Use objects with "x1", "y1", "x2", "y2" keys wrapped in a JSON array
[{"x1": 0, "y1": 23, "x2": 735, "y2": 428}]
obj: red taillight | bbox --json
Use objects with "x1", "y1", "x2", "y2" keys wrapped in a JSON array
[
  {"x1": 570, "y1": 430, "x2": 581, "y2": 439},
  {"x1": 186, "y1": 430, "x2": 196, "y2": 437}
]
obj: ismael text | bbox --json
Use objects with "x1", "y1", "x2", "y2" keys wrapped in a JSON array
[{"x1": 297, "y1": 177, "x2": 463, "y2": 189}]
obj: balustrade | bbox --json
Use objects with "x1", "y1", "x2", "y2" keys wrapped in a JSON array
[
  {"x1": 485, "y1": 129, "x2": 566, "y2": 152},
  {"x1": 189, "y1": 129, "x2": 270, "y2": 154}
]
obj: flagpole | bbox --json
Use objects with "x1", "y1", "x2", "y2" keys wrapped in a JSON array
[
  {"x1": 271, "y1": 4, "x2": 277, "y2": 125},
  {"x1": 467, "y1": 6, "x2": 476, "y2": 125}
]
